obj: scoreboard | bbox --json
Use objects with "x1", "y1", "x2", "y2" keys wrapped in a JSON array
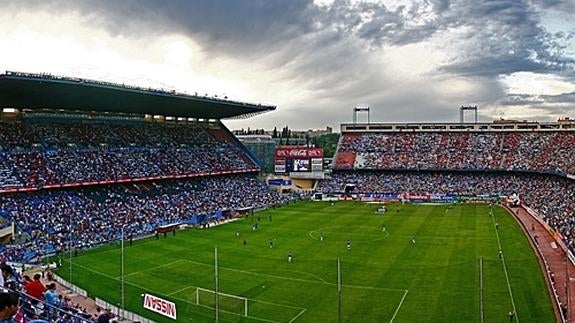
[{"x1": 275, "y1": 147, "x2": 323, "y2": 175}]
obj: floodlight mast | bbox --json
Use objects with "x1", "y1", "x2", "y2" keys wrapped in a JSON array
[
  {"x1": 460, "y1": 105, "x2": 478, "y2": 123},
  {"x1": 69, "y1": 213, "x2": 73, "y2": 287},
  {"x1": 215, "y1": 247, "x2": 219, "y2": 323},
  {"x1": 121, "y1": 225, "x2": 126, "y2": 316},
  {"x1": 353, "y1": 105, "x2": 370, "y2": 124},
  {"x1": 337, "y1": 257, "x2": 342, "y2": 323}
]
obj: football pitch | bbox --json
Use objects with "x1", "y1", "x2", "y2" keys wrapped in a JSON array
[{"x1": 57, "y1": 201, "x2": 554, "y2": 322}]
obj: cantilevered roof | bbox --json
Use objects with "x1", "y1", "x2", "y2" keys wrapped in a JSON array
[{"x1": 0, "y1": 71, "x2": 276, "y2": 119}]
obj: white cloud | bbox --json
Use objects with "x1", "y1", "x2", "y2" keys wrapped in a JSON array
[{"x1": 500, "y1": 72, "x2": 575, "y2": 96}]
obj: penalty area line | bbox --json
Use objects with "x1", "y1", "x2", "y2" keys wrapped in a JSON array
[
  {"x1": 288, "y1": 308, "x2": 307, "y2": 323},
  {"x1": 389, "y1": 289, "x2": 408, "y2": 323},
  {"x1": 120, "y1": 259, "x2": 188, "y2": 279}
]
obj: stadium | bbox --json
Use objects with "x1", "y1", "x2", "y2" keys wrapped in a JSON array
[{"x1": 0, "y1": 70, "x2": 573, "y2": 323}]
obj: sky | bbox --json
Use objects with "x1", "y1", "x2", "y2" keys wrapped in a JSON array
[{"x1": 0, "y1": 0, "x2": 574, "y2": 131}]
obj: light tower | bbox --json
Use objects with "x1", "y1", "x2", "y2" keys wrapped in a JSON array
[
  {"x1": 353, "y1": 105, "x2": 370, "y2": 124},
  {"x1": 460, "y1": 105, "x2": 478, "y2": 123}
]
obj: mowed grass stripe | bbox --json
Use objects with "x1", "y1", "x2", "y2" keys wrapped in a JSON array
[{"x1": 58, "y1": 201, "x2": 554, "y2": 322}]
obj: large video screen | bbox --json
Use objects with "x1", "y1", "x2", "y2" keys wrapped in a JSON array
[
  {"x1": 292, "y1": 159, "x2": 310, "y2": 172},
  {"x1": 275, "y1": 147, "x2": 323, "y2": 174}
]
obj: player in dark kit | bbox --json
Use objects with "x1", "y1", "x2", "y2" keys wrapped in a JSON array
[{"x1": 508, "y1": 310, "x2": 514, "y2": 321}]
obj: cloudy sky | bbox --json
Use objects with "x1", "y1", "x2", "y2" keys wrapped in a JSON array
[{"x1": 0, "y1": 0, "x2": 574, "y2": 130}]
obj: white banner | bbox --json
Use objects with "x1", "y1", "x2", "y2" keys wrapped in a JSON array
[{"x1": 143, "y1": 293, "x2": 177, "y2": 320}]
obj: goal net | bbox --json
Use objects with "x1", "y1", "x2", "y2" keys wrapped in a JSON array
[{"x1": 194, "y1": 287, "x2": 248, "y2": 316}]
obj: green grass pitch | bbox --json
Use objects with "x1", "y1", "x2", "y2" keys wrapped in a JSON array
[{"x1": 56, "y1": 201, "x2": 554, "y2": 322}]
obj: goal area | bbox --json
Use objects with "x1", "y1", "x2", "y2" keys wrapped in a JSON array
[{"x1": 194, "y1": 287, "x2": 248, "y2": 316}]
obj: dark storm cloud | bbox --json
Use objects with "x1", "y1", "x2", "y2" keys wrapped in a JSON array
[
  {"x1": 310, "y1": 0, "x2": 573, "y2": 78},
  {"x1": 535, "y1": 0, "x2": 575, "y2": 12},
  {"x1": 3, "y1": 0, "x2": 575, "y2": 127},
  {"x1": 496, "y1": 91, "x2": 575, "y2": 118},
  {"x1": 499, "y1": 94, "x2": 545, "y2": 106},
  {"x1": 2, "y1": 0, "x2": 318, "y2": 56},
  {"x1": 542, "y1": 91, "x2": 575, "y2": 104},
  {"x1": 317, "y1": 0, "x2": 440, "y2": 46},
  {"x1": 5, "y1": 0, "x2": 573, "y2": 79},
  {"x1": 437, "y1": 0, "x2": 575, "y2": 77}
]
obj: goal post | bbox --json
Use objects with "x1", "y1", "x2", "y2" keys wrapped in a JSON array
[{"x1": 194, "y1": 287, "x2": 248, "y2": 317}]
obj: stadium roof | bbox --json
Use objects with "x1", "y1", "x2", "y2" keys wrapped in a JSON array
[{"x1": 0, "y1": 71, "x2": 276, "y2": 119}]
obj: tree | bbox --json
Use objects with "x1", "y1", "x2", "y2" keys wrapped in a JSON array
[{"x1": 312, "y1": 133, "x2": 340, "y2": 158}]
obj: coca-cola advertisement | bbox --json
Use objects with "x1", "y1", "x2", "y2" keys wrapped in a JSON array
[{"x1": 275, "y1": 147, "x2": 323, "y2": 158}]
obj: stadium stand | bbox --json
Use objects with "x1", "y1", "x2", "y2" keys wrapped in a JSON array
[
  {"x1": 0, "y1": 118, "x2": 300, "y2": 264},
  {"x1": 0, "y1": 71, "x2": 294, "y2": 322},
  {"x1": 0, "y1": 122, "x2": 262, "y2": 190},
  {"x1": 334, "y1": 130, "x2": 575, "y2": 174}
]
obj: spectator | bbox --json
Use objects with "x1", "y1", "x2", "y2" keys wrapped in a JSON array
[
  {"x1": 0, "y1": 291, "x2": 19, "y2": 322},
  {"x1": 42, "y1": 283, "x2": 57, "y2": 308},
  {"x1": 23, "y1": 274, "x2": 45, "y2": 305}
]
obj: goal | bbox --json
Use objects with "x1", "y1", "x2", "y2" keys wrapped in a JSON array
[{"x1": 194, "y1": 287, "x2": 248, "y2": 316}]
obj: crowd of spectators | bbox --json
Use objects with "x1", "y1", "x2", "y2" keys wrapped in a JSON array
[
  {"x1": 318, "y1": 171, "x2": 575, "y2": 254},
  {"x1": 0, "y1": 174, "x2": 300, "y2": 263},
  {"x1": 0, "y1": 122, "x2": 259, "y2": 189},
  {"x1": 335, "y1": 131, "x2": 575, "y2": 175},
  {"x1": 0, "y1": 265, "x2": 100, "y2": 322}
]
